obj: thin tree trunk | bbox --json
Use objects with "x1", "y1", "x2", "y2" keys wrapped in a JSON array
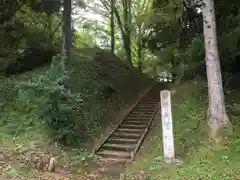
[
  {"x1": 127, "y1": 0, "x2": 132, "y2": 67},
  {"x1": 50, "y1": 19, "x2": 63, "y2": 39},
  {"x1": 62, "y1": 0, "x2": 72, "y2": 64},
  {"x1": 114, "y1": 6, "x2": 132, "y2": 67},
  {"x1": 123, "y1": 0, "x2": 129, "y2": 64},
  {"x1": 110, "y1": 0, "x2": 115, "y2": 53},
  {"x1": 202, "y1": 0, "x2": 232, "y2": 144},
  {"x1": 137, "y1": 34, "x2": 143, "y2": 72}
]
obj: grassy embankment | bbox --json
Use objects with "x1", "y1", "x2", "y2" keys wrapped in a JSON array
[
  {"x1": 0, "y1": 48, "x2": 152, "y2": 178},
  {"x1": 126, "y1": 78, "x2": 240, "y2": 180}
]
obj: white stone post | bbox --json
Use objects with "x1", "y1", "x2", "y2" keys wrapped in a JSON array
[{"x1": 160, "y1": 90, "x2": 175, "y2": 163}]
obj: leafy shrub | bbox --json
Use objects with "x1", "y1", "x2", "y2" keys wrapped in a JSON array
[{"x1": 17, "y1": 55, "x2": 84, "y2": 146}]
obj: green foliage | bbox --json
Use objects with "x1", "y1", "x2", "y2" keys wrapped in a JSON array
[
  {"x1": 136, "y1": 0, "x2": 240, "y2": 82},
  {"x1": 74, "y1": 31, "x2": 98, "y2": 48},
  {"x1": 17, "y1": 55, "x2": 83, "y2": 146},
  {"x1": 180, "y1": 35, "x2": 205, "y2": 78},
  {"x1": 151, "y1": 36, "x2": 204, "y2": 79},
  {"x1": 219, "y1": 26, "x2": 240, "y2": 64},
  {"x1": 0, "y1": 3, "x2": 62, "y2": 75}
]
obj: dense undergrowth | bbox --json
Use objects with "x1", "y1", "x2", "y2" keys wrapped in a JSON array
[{"x1": 127, "y1": 79, "x2": 240, "y2": 180}]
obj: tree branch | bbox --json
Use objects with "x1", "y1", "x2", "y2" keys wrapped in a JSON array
[
  {"x1": 115, "y1": 8, "x2": 125, "y2": 35},
  {"x1": 99, "y1": 0, "x2": 111, "y2": 12}
]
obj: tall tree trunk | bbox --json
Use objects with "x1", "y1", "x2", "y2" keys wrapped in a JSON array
[
  {"x1": 127, "y1": 0, "x2": 132, "y2": 67},
  {"x1": 62, "y1": 0, "x2": 72, "y2": 64},
  {"x1": 123, "y1": 0, "x2": 132, "y2": 67},
  {"x1": 202, "y1": 0, "x2": 232, "y2": 144},
  {"x1": 110, "y1": 0, "x2": 115, "y2": 53}
]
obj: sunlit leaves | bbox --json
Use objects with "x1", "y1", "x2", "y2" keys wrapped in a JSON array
[{"x1": 74, "y1": 31, "x2": 97, "y2": 48}]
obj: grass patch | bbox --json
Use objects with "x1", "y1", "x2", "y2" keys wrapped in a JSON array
[
  {"x1": 2, "y1": 165, "x2": 33, "y2": 178},
  {"x1": 127, "y1": 79, "x2": 240, "y2": 180}
]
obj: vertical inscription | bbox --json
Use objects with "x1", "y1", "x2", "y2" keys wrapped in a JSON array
[{"x1": 160, "y1": 90, "x2": 175, "y2": 163}]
